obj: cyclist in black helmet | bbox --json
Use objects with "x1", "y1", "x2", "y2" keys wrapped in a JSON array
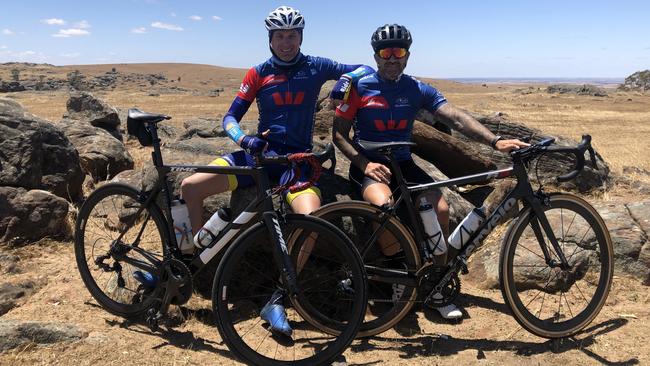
[{"x1": 333, "y1": 23, "x2": 528, "y2": 320}]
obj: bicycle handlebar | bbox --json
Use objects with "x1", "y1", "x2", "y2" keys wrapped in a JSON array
[
  {"x1": 255, "y1": 143, "x2": 337, "y2": 193},
  {"x1": 511, "y1": 134, "x2": 597, "y2": 183}
]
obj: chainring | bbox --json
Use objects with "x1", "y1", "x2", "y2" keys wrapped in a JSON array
[
  {"x1": 421, "y1": 267, "x2": 461, "y2": 308},
  {"x1": 165, "y1": 258, "x2": 193, "y2": 305}
]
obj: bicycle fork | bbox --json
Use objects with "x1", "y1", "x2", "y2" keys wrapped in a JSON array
[
  {"x1": 262, "y1": 212, "x2": 300, "y2": 296},
  {"x1": 526, "y1": 197, "x2": 572, "y2": 270}
]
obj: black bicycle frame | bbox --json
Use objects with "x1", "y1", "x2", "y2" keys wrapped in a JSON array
[
  {"x1": 365, "y1": 151, "x2": 569, "y2": 293},
  {"x1": 118, "y1": 122, "x2": 298, "y2": 291}
]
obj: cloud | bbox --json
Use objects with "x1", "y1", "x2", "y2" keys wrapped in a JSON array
[
  {"x1": 74, "y1": 20, "x2": 91, "y2": 29},
  {"x1": 171, "y1": 12, "x2": 177, "y2": 17},
  {"x1": 2, "y1": 29, "x2": 14, "y2": 35},
  {"x1": 212, "y1": 15, "x2": 222, "y2": 21},
  {"x1": 189, "y1": 15, "x2": 202, "y2": 21},
  {"x1": 0, "y1": 45, "x2": 6, "y2": 49},
  {"x1": 52, "y1": 28, "x2": 90, "y2": 37},
  {"x1": 131, "y1": 27, "x2": 147, "y2": 34},
  {"x1": 60, "y1": 52, "x2": 80, "y2": 58},
  {"x1": 151, "y1": 22, "x2": 183, "y2": 31},
  {"x1": 42, "y1": 18, "x2": 66, "y2": 26}
]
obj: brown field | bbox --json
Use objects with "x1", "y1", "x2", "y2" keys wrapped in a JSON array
[{"x1": 1, "y1": 63, "x2": 649, "y2": 365}]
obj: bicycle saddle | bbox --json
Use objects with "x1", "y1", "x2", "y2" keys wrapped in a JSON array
[
  {"x1": 358, "y1": 140, "x2": 416, "y2": 154},
  {"x1": 127, "y1": 108, "x2": 170, "y2": 124}
]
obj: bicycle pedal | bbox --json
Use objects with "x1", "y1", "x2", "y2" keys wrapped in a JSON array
[{"x1": 460, "y1": 264, "x2": 469, "y2": 275}]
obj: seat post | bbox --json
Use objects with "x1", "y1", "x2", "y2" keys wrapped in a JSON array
[{"x1": 148, "y1": 123, "x2": 165, "y2": 167}]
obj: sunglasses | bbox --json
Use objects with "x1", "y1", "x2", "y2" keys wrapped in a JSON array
[{"x1": 377, "y1": 47, "x2": 408, "y2": 60}]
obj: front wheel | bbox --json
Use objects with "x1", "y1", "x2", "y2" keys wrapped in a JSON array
[
  {"x1": 212, "y1": 214, "x2": 366, "y2": 366},
  {"x1": 500, "y1": 193, "x2": 613, "y2": 338}
]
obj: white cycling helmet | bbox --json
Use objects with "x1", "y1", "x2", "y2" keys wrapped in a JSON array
[{"x1": 265, "y1": 6, "x2": 305, "y2": 31}]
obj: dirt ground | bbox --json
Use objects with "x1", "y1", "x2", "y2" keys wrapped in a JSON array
[
  {"x1": 0, "y1": 239, "x2": 647, "y2": 366},
  {"x1": 1, "y1": 63, "x2": 649, "y2": 365}
]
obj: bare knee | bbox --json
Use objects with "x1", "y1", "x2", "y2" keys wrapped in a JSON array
[{"x1": 362, "y1": 183, "x2": 392, "y2": 206}]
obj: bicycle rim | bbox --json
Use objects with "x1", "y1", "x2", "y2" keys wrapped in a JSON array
[
  {"x1": 313, "y1": 201, "x2": 421, "y2": 337},
  {"x1": 500, "y1": 193, "x2": 613, "y2": 338},
  {"x1": 213, "y1": 215, "x2": 366, "y2": 366},
  {"x1": 74, "y1": 183, "x2": 167, "y2": 317}
]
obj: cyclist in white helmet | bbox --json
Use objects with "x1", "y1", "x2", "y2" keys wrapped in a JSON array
[{"x1": 174, "y1": 6, "x2": 373, "y2": 337}]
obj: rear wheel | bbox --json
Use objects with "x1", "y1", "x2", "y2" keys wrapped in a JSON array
[
  {"x1": 313, "y1": 201, "x2": 421, "y2": 337},
  {"x1": 74, "y1": 183, "x2": 167, "y2": 317},
  {"x1": 500, "y1": 193, "x2": 613, "y2": 338},
  {"x1": 213, "y1": 214, "x2": 366, "y2": 366}
]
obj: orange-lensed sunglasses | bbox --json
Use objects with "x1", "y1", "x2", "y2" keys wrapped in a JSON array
[{"x1": 377, "y1": 47, "x2": 408, "y2": 60}]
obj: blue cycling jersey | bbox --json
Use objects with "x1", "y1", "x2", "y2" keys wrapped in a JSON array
[
  {"x1": 336, "y1": 72, "x2": 447, "y2": 161},
  {"x1": 224, "y1": 54, "x2": 369, "y2": 153}
]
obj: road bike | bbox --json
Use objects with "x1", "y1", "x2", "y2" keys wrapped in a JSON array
[
  {"x1": 313, "y1": 135, "x2": 613, "y2": 339},
  {"x1": 74, "y1": 109, "x2": 367, "y2": 366}
]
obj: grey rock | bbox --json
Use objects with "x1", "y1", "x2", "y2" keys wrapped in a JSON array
[
  {"x1": 0, "y1": 320, "x2": 84, "y2": 352},
  {"x1": 64, "y1": 92, "x2": 121, "y2": 138},
  {"x1": 0, "y1": 187, "x2": 70, "y2": 245},
  {"x1": 0, "y1": 252, "x2": 20, "y2": 274},
  {"x1": 181, "y1": 118, "x2": 225, "y2": 139},
  {"x1": 60, "y1": 119, "x2": 134, "y2": 181},
  {"x1": 0, "y1": 282, "x2": 34, "y2": 316},
  {"x1": 0, "y1": 98, "x2": 83, "y2": 201}
]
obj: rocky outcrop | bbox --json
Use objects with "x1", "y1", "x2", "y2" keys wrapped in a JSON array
[
  {"x1": 180, "y1": 118, "x2": 225, "y2": 139},
  {"x1": 60, "y1": 120, "x2": 133, "y2": 181},
  {"x1": 619, "y1": 70, "x2": 650, "y2": 91},
  {"x1": 0, "y1": 320, "x2": 85, "y2": 352},
  {"x1": 0, "y1": 187, "x2": 70, "y2": 245},
  {"x1": 0, "y1": 98, "x2": 83, "y2": 201},
  {"x1": 546, "y1": 84, "x2": 608, "y2": 97},
  {"x1": 0, "y1": 282, "x2": 35, "y2": 316}
]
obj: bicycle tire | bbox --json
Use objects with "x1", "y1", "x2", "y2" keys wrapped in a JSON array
[
  {"x1": 75, "y1": 183, "x2": 168, "y2": 318},
  {"x1": 313, "y1": 200, "x2": 421, "y2": 337},
  {"x1": 212, "y1": 214, "x2": 367, "y2": 366},
  {"x1": 499, "y1": 193, "x2": 613, "y2": 338}
]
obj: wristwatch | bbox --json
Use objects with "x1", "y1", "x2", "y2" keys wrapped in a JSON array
[{"x1": 490, "y1": 135, "x2": 503, "y2": 149}]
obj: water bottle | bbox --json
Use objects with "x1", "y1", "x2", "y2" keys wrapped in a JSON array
[
  {"x1": 194, "y1": 208, "x2": 231, "y2": 248},
  {"x1": 170, "y1": 199, "x2": 194, "y2": 254},
  {"x1": 418, "y1": 197, "x2": 447, "y2": 262},
  {"x1": 447, "y1": 207, "x2": 486, "y2": 261}
]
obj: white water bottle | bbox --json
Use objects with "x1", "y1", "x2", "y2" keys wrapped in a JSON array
[
  {"x1": 171, "y1": 199, "x2": 194, "y2": 254},
  {"x1": 419, "y1": 197, "x2": 447, "y2": 257},
  {"x1": 194, "y1": 208, "x2": 230, "y2": 248},
  {"x1": 447, "y1": 207, "x2": 486, "y2": 260}
]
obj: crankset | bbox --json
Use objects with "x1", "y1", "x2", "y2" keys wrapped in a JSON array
[
  {"x1": 419, "y1": 266, "x2": 461, "y2": 308},
  {"x1": 144, "y1": 258, "x2": 193, "y2": 330}
]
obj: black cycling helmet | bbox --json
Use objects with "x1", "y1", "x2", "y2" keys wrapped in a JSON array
[{"x1": 371, "y1": 24, "x2": 412, "y2": 52}]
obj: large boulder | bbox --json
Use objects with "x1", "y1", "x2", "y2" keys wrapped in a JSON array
[
  {"x1": 64, "y1": 92, "x2": 121, "y2": 139},
  {"x1": 0, "y1": 187, "x2": 70, "y2": 245},
  {"x1": 0, "y1": 281, "x2": 35, "y2": 316},
  {"x1": 619, "y1": 70, "x2": 650, "y2": 91},
  {"x1": 0, "y1": 98, "x2": 83, "y2": 201},
  {"x1": 180, "y1": 118, "x2": 225, "y2": 139},
  {"x1": 60, "y1": 120, "x2": 133, "y2": 181}
]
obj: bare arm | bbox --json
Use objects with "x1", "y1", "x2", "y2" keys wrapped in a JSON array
[
  {"x1": 433, "y1": 103, "x2": 529, "y2": 152},
  {"x1": 332, "y1": 115, "x2": 391, "y2": 183}
]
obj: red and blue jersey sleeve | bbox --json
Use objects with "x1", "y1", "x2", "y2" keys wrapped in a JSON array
[
  {"x1": 335, "y1": 87, "x2": 361, "y2": 120},
  {"x1": 419, "y1": 81, "x2": 448, "y2": 113},
  {"x1": 236, "y1": 67, "x2": 261, "y2": 102}
]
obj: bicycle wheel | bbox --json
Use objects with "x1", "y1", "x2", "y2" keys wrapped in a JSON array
[
  {"x1": 313, "y1": 201, "x2": 421, "y2": 337},
  {"x1": 213, "y1": 214, "x2": 366, "y2": 366},
  {"x1": 500, "y1": 193, "x2": 613, "y2": 338},
  {"x1": 75, "y1": 183, "x2": 168, "y2": 317}
]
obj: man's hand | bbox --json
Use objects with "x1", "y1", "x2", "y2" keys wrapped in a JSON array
[
  {"x1": 494, "y1": 138, "x2": 529, "y2": 153},
  {"x1": 364, "y1": 162, "x2": 392, "y2": 184}
]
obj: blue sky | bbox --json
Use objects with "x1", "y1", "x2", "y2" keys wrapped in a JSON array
[{"x1": 1, "y1": 0, "x2": 649, "y2": 78}]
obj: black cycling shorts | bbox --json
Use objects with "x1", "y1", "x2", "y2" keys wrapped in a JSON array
[{"x1": 349, "y1": 158, "x2": 437, "y2": 196}]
